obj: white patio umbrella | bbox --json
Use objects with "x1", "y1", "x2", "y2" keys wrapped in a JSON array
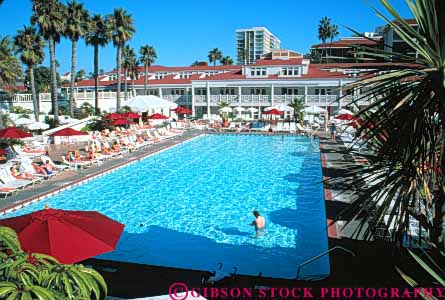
[
  {"x1": 27, "y1": 122, "x2": 49, "y2": 130},
  {"x1": 336, "y1": 108, "x2": 353, "y2": 115},
  {"x1": 233, "y1": 106, "x2": 245, "y2": 112},
  {"x1": 219, "y1": 107, "x2": 233, "y2": 113},
  {"x1": 14, "y1": 117, "x2": 33, "y2": 126},
  {"x1": 264, "y1": 105, "x2": 294, "y2": 112},
  {"x1": 246, "y1": 107, "x2": 258, "y2": 113},
  {"x1": 123, "y1": 95, "x2": 177, "y2": 112},
  {"x1": 303, "y1": 106, "x2": 326, "y2": 114}
]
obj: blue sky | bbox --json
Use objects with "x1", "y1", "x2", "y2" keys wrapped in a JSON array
[{"x1": 1, "y1": 0, "x2": 412, "y2": 74}]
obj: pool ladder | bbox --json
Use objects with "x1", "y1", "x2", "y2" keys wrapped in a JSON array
[{"x1": 295, "y1": 246, "x2": 356, "y2": 280}]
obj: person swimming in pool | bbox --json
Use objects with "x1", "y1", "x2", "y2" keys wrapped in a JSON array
[{"x1": 250, "y1": 210, "x2": 266, "y2": 236}]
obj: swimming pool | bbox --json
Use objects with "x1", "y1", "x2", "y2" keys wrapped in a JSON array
[{"x1": 3, "y1": 134, "x2": 329, "y2": 279}]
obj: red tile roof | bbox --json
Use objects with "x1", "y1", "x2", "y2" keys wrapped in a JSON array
[
  {"x1": 311, "y1": 38, "x2": 382, "y2": 49},
  {"x1": 134, "y1": 64, "x2": 239, "y2": 73},
  {"x1": 1, "y1": 85, "x2": 26, "y2": 91}
]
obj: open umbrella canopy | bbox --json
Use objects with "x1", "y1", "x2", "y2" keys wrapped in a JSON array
[
  {"x1": 49, "y1": 127, "x2": 88, "y2": 137},
  {"x1": 265, "y1": 105, "x2": 293, "y2": 112},
  {"x1": 171, "y1": 106, "x2": 184, "y2": 112},
  {"x1": 335, "y1": 113, "x2": 355, "y2": 121},
  {"x1": 233, "y1": 106, "x2": 245, "y2": 112},
  {"x1": 0, "y1": 208, "x2": 125, "y2": 264},
  {"x1": 0, "y1": 127, "x2": 33, "y2": 139},
  {"x1": 148, "y1": 113, "x2": 168, "y2": 120},
  {"x1": 336, "y1": 108, "x2": 353, "y2": 115},
  {"x1": 263, "y1": 109, "x2": 284, "y2": 115},
  {"x1": 104, "y1": 113, "x2": 124, "y2": 120},
  {"x1": 112, "y1": 119, "x2": 132, "y2": 126},
  {"x1": 14, "y1": 117, "x2": 33, "y2": 126},
  {"x1": 122, "y1": 112, "x2": 141, "y2": 119},
  {"x1": 124, "y1": 95, "x2": 177, "y2": 112},
  {"x1": 176, "y1": 107, "x2": 192, "y2": 115},
  {"x1": 219, "y1": 107, "x2": 233, "y2": 113},
  {"x1": 303, "y1": 106, "x2": 326, "y2": 114},
  {"x1": 27, "y1": 122, "x2": 50, "y2": 131},
  {"x1": 246, "y1": 107, "x2": 258, "y2": 113}
]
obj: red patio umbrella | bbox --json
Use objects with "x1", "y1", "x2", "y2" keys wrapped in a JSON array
[
  {"x1": 0, "y1": 127, "x2": 33, "y2": 139},
  {"x1": 263, "y1": 109, "x2": 284, "y2": 115},
  {"x1": 112, "y1": 119, "x2": 132, "y2": 126},
  {"x1": 49, "y1": 128, "x2": 88, "y2": 137},
  {"x1": 177, "y1": 107, "x2": 192, "y2": 115},
  {"x1": 104, "y1": 113, "x2": 124, "y2": 120},
  {"x1": 171, "y1": 106, "x2": 182, "y2": 112},
  {"x1": 122, "y1": 112, "x2": 141, "y2": 119},
  {"x1": 148, "y1": 113, "x2": 168, "y2": 120},
  {"x1": 335, "y1": 113, "x2": 355, "y2": 121},
  {"x1": 0, "y1": 149, "x2": 6, "y2": 155},
  {"x1": 0, "y1": 208, "x2": 125, "y2": 264}
]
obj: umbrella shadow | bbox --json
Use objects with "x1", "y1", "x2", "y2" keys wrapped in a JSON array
[{"x1": 216, "y1": 227, "x2": 251, "y2": 237}]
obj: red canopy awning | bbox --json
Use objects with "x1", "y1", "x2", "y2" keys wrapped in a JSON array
[
  {"x1": 263, "y1": 109, "x2": 284, "y2": 115},
  {"x1": 0, "y1": 127, "x2": 33, "y2": 139},
  {"x1": 112, "y1": 119, "x2": 132, "y2": 126},
  {"x1": 0, "y1": 149, "x2": 6, "y2": 155},
  {"x1": 0, "y1": 208, "x2": 125, "y2": 264},
  {"x1": 104, "y1": 113, "x2": 124, "y2": 120},
  {"x1": 148, "y1": 113, "x2": 168, "y2": 120},
  {"x1": 122, "y1": 112, "x2": 141, "y2": 119},
  {"x1": 335, "y1": 113, "x2": 355, "y2": 121},
  {"x1": 49, "y1": 128, "x2": 88, "y2": 137}
]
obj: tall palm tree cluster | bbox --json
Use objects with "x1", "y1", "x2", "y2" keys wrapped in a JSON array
[
  {"x1": 317, "y1": 16, "x2": 339, "y2": 63},
  {"x1": 208, "y1": 48, "x2": 233, "y2": 66},
  {"x1": 6, "y1": 0, "x2": 155, "y2": 121}
]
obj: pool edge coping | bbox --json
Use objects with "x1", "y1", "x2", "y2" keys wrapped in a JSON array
[{"x1": 0, "y1": 133, "x2": 203, "y2": 216}]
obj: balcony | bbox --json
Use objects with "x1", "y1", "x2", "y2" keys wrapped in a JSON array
[{"x1": 191, "y1": 94, "x2": 350, "y2": 107}]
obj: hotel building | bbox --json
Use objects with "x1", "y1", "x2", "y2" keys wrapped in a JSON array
[{"x1": 236, "y1": 27, "x2": 281, "y2": 65}]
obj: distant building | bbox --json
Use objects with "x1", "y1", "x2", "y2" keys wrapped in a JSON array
[
  {"x1": 261, "y1": 49, "x2": 302, "y2": 60},
  {"x1": 310, "y1": 36, "x2": 383, "y2": 63},
  {"x1": 236, "y1": 27, "x2": 281, "y2": 65},
  {"x1": 383, "y1": 19, "x2": 419, "y2": 57},
  {"x1": 310, "y1": 18, "x2": 419, "y2": 63},
  {"x1": 60, "y1": 72, "x2": 71, "y2": 82}
]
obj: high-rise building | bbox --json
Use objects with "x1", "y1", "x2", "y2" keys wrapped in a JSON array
[{"x1": 236, "y1": 27, "x2": 281, "y2": 65}]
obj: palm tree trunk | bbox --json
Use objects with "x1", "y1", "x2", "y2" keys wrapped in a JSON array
[
  {"x1": 144, "y1": 64, "x2": 148, "y2": 95},
  {"x1": 49, "y1": 36, "x2": 58, "y2": 121},
  {"x1": 94, "y1": 44, "x2": 99, "y2": 115},
  {"x1": 124, "y1": 68, "x2": 128, "y2": 102},
  {"x1": 116, "y1": 45, "x2": 122, "y2": 111},
  {"x1": 69, "y1": 40, "x2": 77, "y2": 117},
  {"x1": 29, "y1": 66, "x2": 39, "y2": 122},
  {"x1": 329, "y1": 38, "x2": 333, "y2": 63}
]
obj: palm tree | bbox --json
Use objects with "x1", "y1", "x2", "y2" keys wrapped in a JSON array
[
  {"x1": 288, "y1": 98, "x2": 305, "y2": 123},
  {"x1": 0, "y1": 226, "x2": 107, "y2": 299},
  {"x1": 208, "y1": 48, "x2": 222, "y2": 66},
  {"x1": 221, "y1": 56, "x2": 234, "y2": 66},
  {"x1": 317, "y1": 16, "x2": 331, "y2": 63},
  {"x1": 14, "y1": 26, "x2": 45, "y2": 122},
  {"x1": 64, "y1": 0, "x2": 89, "y2": 117},
  {"x1": 139, "y1": 45, "x2": 157, "y2": 95},
  {"x1": 85, "y1": 14, "x2": 112, "y2": 115},
  {"x1": 328, "y1": 24, "x2": 339, "y2": 61},
  {"x1": 122, "y1": 45, "x2": 137, "y2": 101},
  {"x1": 128, "y1": 57, "x2": 139, "y2": 98},
  {"x1": 334, "y1": 0, "x2": 445, "y2": 250},
  {"x1": 31, "y1": 0, "x2": 65, "y2": 121},
  {"x1": 109, "y1": 8, "x2": 136, "y2": 111},
  {"x1": 0, "y1": 36, "x2": 22, "y2": 86}
]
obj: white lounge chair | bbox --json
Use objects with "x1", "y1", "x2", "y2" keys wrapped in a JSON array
[
  {"x1": 0, "y1": 168, "x2": 34, "y2": 189},
  {"x1": 40, "y1": 155, "x2": 69, "y2": 171},
  {"x1": 61, "y1": 156, "x2": 91, "y2": 170}
]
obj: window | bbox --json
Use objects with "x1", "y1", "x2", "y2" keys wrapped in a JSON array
[
  {"x1": 249, "y1": 67, "x2": 267, "y2": 77},
  {"x1": 281, "y1": 67, "x2": 299, "y2": 76},
  {"x1": 251, "y1": 70, "x2": 255, "y2": 76},
  {"x1": 315, "y1": 88, "x2": 320, "y2": 95}
]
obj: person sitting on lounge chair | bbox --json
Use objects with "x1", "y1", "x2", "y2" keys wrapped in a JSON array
[
  {"x1": 10, "y1": 166, "x2": 34, "y2": 180},
  {"x1": 112, "y1": 141, "x2": 121, "y2": 152},
  {"x1": 21, "y1": 145, "x2": 45, "y2": 154},
  {"x1": 31, "y1": 163, "x2": 50, "y2": 177},
  {"x1": 43, "y1": 160, "x2": 55, "y2": 173},
  {"x1": 101, "y1": 144, "x2": 112, "y2": 155}
]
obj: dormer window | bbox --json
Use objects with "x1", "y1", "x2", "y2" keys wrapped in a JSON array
[
  {"x1": 249, "y1": 67, "x2": 267, "y2": 77},
  {"x1": 281, "y1": 67, "x2": 299, "y2": 76}
]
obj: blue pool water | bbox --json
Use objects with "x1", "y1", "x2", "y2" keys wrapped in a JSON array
[{"x1": 3, "y1": 134, "x2": 329, "y2": 279}]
